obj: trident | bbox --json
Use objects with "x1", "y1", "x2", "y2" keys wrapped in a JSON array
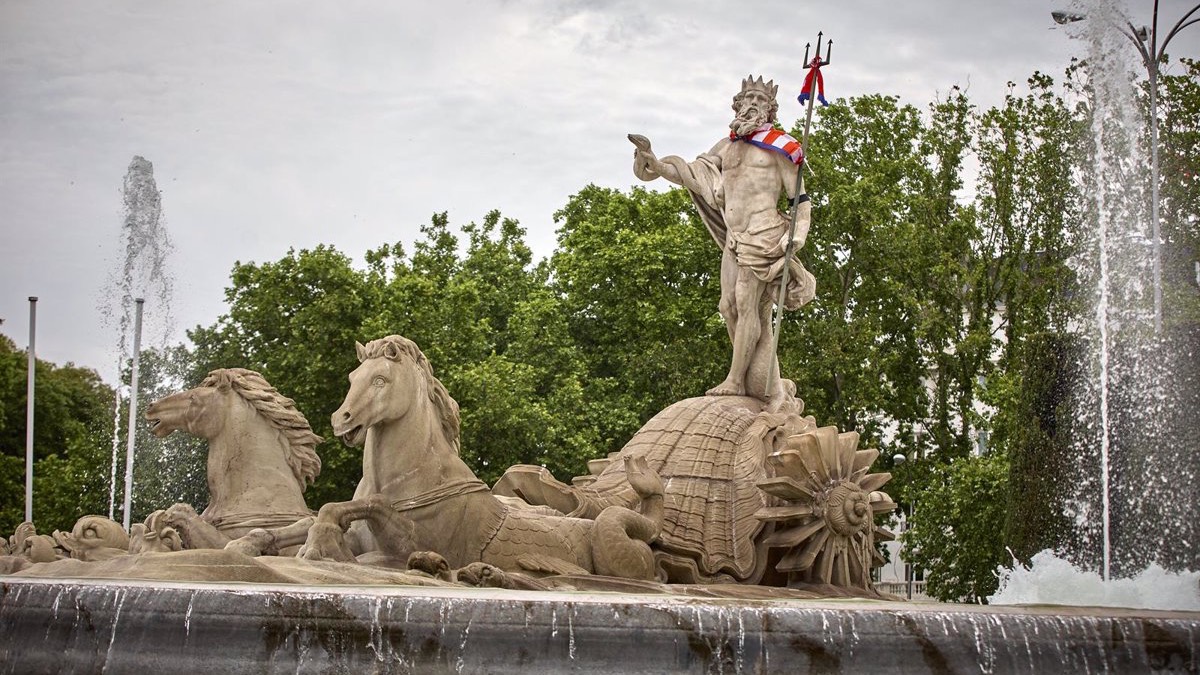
[{"x1": 768, "y1": 32, "x2": 830, "y2": 405}]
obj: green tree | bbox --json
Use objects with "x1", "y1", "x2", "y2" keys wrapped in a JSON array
[
  {"x1": 368, "y1": 213, "x2": 490, "y2": 368},
  {"x1": 911, "y1": 88, "x2": 991, "y2": 463},
  {"x1": 502, "y1": 287, "x2": 608, "y2": 480},
  {"x1": 450, "y1": 283, "x2": 604, "y2": 484},
  {"x1": 0, "y1": 334, "x2": 115, "y2": 534},
  {"x1": 784, "y1": 94, "x2": 941, "y2": 455},
  {"x1": 375, "y1": 212, "x2": 578, "y2": 483},
  {"x1": 977, "y1": 73, "x2": 1081, "y2": 351},
  {"x1": 188, "y1": 245, "x2": 376, "y2": 506},
  {"x1": 898, "y1": 73, "x2": 1085, "y2": 601},
  {"x1": 549, "y1": 185, "x2": 727, "y2": 455},
  {"x1": 978, "y1": 72, "x2": 1086, "y2": 577},
  {"x1": 1000, "y1": 331, "x2": 1080, "y2": 563},
  {"x1": 1158, "y1": 58, "x2": 1200, "y2": 323},
  {"x1": 186, "y1": 212, "x2": 566, "y2": 491},
  {"x1": 901, "y1": 452, "x2": 1011, "y2": 603},
  {"x1": 124, "y1": 345, "x2": 208, "y2": 523}
]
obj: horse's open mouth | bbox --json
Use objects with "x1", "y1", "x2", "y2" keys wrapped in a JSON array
[
  {"x1": 146, "y1": 417, "x2": 169, "y2": 438},
  {"x1": 339, "y1": 424, "x2": 366, "y2": 447}
]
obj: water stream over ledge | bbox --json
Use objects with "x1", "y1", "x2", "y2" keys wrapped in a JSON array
[{"x1": 2, "y1": 577, "x2": 1197, "y2": 674}]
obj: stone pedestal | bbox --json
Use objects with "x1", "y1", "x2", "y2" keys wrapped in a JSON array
[{"x1": 2, "y1": 578, "x2": 1197, "y2": 673}]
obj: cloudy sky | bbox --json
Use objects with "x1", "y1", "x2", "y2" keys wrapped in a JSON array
[{"x1": 2, "y1": 0, "x2": 1197, "y2": 383}]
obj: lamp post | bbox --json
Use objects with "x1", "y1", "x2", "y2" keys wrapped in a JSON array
[
  {"x1": 892, "y1": 452, "x2": 914, "y2": 600},
  {"x1": 25, "y1": 297, "x2": 37, "y2": 524},
  {"x1": 1054, "y1": 1, "x2": 1200, "y2": 334},
  {"x1": 121, "y1": 298, "x2": 145, "y2": 531}
]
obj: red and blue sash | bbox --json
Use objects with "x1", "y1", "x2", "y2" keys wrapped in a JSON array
[{"x1": 730, "y1": 124, "x2": 804, "y2": 165}]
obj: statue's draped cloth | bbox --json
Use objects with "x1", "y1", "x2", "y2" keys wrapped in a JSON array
[{"x1": 634, "y1": 152, "x2": 816, "y2": 310}]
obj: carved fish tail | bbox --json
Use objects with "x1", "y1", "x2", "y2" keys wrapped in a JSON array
[{"x1": 591, "y1": 507, "x2": 658, "y2": 581}]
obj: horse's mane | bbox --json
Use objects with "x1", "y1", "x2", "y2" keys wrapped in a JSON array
[
  {"x1": 200, "y1": 368, "x2": 323, "y2": 490},
  {"x1": 358, "y1": 335, "x2": 462, "y2": 453}
]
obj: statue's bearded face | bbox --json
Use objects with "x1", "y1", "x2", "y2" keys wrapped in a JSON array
[{"x1": 730, "y1": 89, "x2": 776, "y2": 137}]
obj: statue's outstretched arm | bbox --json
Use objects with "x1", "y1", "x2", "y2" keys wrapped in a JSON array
[
  {"x1": 629, "y1": 135, "x2": 727, "y2": 198},
  {"x1": 629, "y1": 134, "x2": 696, "y2": 185},
  {"x1": 629, "y1": 134, "x2": 667, "y2": 182}
]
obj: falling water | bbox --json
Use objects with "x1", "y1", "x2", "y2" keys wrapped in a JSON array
[
  {"x1": 1070, "y1": 0, "x2": 1200, "y2": 580},
  {"x1": 1080, "y1": 0, "x2": 1142, "y2": 582},
  {"x1": 994, "y1": 0, "x2": 1199, "y2": 607},
  {"x1": 99, "y1": 156, "x2": 175, "y2": 521}
]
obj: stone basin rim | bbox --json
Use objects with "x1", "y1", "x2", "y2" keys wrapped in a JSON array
[{"x1": 5, "y1": 576, "x2": 1196, "y2": 620}]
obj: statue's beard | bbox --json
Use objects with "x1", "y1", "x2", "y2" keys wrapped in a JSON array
[{"x1": 730, "y1": 106, "x2": 768, "y2": 137}]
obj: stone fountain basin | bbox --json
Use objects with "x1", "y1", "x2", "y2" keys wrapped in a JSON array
[{"x1": 2, "y1": 574, "x2": 1197, "y2": 674}]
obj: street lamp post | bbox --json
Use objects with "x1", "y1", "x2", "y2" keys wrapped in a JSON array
[
  {"x1": 1055, "y1": 1, "x2": 1200, "y2": 334},
  {"x1": 892, "y1": 452, "x2": 914, "y2": 600},
  {"x1": 25, "y1": 297, "x2": 37, "y2": 524},
  {"x1": 121, "y1": 298, "x2": 145, "y2": 531}
]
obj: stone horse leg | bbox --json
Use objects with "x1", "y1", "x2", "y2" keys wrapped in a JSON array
[
  {"x1": 295, "y1": 494, "x2": 418, "y2": 564},
  {"x1": 158, "y1": 502, "x2": 314, "y2": 557},
  {"x1": 156, "y1": 503, "x2": 230, "y2": 550},
  {"x1": 482, "y1": 456, "x2": 665, "y2": 581},
  {"x1": 223, "y1": 516, "x2": 316, "y2": 557}
]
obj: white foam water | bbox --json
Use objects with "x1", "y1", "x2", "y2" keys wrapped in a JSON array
[{"x1": 990, "y1": 549, "x2": 1200, "y2": 611}]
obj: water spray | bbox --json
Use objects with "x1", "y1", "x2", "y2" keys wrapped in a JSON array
[{"x1": 103, "y1": 156, "x2": 175, "y2": 521}]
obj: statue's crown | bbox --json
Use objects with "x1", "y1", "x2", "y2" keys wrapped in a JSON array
[{"x1": 740, "y1": 75, "x2": 778, "y2": 100}]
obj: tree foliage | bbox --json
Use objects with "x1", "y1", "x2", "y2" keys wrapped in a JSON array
[
  {"x1": 900, "y1": 452, "x2": 1011, "y2": 603},
  {"x1": 0, "y1": 334, "x2": 115, "y2": 534},
  {"x1": 123, "y1": 345, "x2": 208, "y2": 523},
  {"x1": 786, "y1": 94, "x2": 934, "y2": 448},
  {"x1": 1159, "y1": 58, "x2": 1200, "y2": 323},
  {"x1": 551, "y1": 186, "x2": 727, "y2": 450},
  {"x1": 788, "y1": 84, "x2": 1071, "y2": 602}
]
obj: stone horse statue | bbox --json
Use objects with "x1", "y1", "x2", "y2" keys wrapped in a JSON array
[
  {"x1": 294, "y1": 335, "x2": 665, "y2": 581},
  {"x1": 143, "y1": 368, "x2": 322, "y2": 552}
]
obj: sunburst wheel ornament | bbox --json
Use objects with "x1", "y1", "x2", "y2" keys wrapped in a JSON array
[{"x1": 754, "y1": 426, "x2": 897, "y2": 589}]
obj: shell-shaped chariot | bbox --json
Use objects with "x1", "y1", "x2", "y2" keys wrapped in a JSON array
[{"x1": 494, "y1": 395, "x2": 897, "y2": 591}]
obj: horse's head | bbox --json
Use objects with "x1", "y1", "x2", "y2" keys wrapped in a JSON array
[
  {"x1": 332, "y1": 335, "x2": 460, "y2": 451},
  {"x1": 145, "y1": 382, "x2": 229, "y2": 440},
  {"x1": 146, "y1": 368, "x2": 322, "y2": 490}
]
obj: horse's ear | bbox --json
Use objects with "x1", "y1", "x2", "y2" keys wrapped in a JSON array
[
  {"x1": 383, "y1": 342, "x2": 400, "y2": 361},
  {"x1": 355, "y1": 341, "x2": 367, "y2": 362}
]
